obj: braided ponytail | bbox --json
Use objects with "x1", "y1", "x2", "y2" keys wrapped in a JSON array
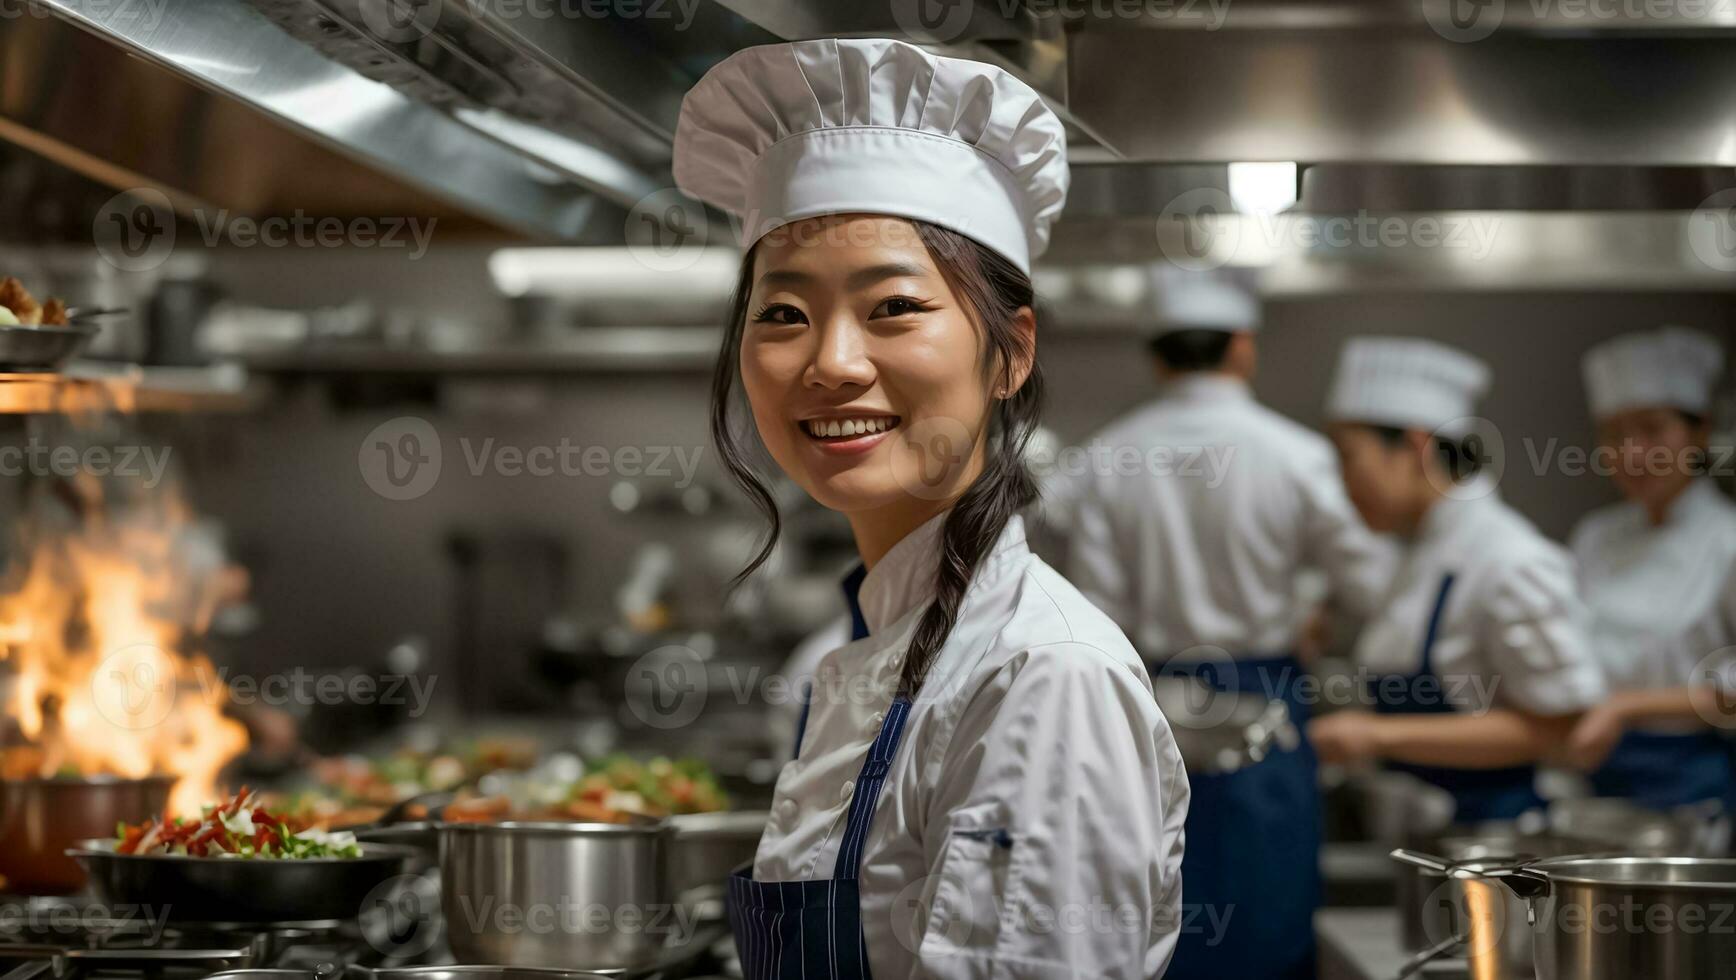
[{"x1": 712, "y1": 220, "x2": 1045, "y2": 697}]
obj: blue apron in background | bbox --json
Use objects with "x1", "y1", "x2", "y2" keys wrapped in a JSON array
[
  {"x1": 1366, "y1": 573, "x2": 1542, "y2": 823},
  {"x1": 729, "y1": 696, "x2": 912, "y2": 980},
  {"x1": 1159, "y1": 653, "x2": 1320, "y2": 980},
  {"x1": 1590, "y1": 728, "x2": 1733, "y2": 813}
]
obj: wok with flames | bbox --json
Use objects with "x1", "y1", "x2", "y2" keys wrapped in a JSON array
[{"x1": 0, "y1": 474, "x2": 251, "y2": 893}]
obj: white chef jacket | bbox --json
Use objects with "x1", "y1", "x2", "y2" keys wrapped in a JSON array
[
  {"x1": 1570, "y1": 480, "x2": 1736, "y2": 698},
  {"x1": 1354, "y1": 479, "x2": 1606, "y2": 716},
  {"x1": 1065, "y1": 375, "x2": 1395, "y2": 656},
  {"x1": 756, "y1": 513, "x2": 1189, "y2": 979}
]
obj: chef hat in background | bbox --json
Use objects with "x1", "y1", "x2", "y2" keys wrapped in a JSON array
[
  {"x1": 1147, "y1": 266, "x2": 1260, "y2": 336},
  {"x1": 672, "y1": 38, "x2": 1069, "y2": 275},
  {"x1": 1326, "y1": 337, "x2": 1492, "y2": 439},
  {"x1": 1582, "y1": 327, "x2": 1725, "y2": 420}
]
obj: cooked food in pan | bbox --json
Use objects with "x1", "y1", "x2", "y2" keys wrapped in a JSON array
[
  {"x1": 442, "y1": 755, "x2": 731, "y2": 825},
  {"x1": 115, "y1": 788, "x2": 362, "y2": 859}
]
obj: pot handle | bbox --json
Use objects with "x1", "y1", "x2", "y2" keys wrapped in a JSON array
[
  {"x1": 1388, "y1": 848, "x2": 1553, "y2": 902},
  {"x1": 1394, "y1": 930, "x2": 1463, "y2": 980},
  {"x1": 1389, "y1": 848, "x2": 1454, "y2": 874}
]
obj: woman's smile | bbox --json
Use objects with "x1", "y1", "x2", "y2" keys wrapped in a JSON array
[{"x1": 799, "y1": 413, "x2": 902, "y2": 455}]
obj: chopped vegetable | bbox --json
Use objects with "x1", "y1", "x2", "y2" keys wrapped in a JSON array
[{"x1": 115, "y1": 788, "x2": 363, "y2": 859}]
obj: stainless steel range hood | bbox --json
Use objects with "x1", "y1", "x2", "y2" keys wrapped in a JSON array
[{"x1": 7, "y1": 0, "x2": 1736, "y2": 276}]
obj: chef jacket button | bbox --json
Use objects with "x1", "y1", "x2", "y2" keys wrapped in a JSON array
[
  {"x1": 777, "y1": 797, "x2": 798, "y2": 823},
  {"x1": 839, "y1": 780, "x2": 855, "y2": 804}
]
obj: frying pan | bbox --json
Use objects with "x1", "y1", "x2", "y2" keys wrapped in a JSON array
[
  {"x1": 0, "y1": 323, "x2": 99, "y2": 371},
  {"x1": 68, "y1": 839, "x2": 417, "y2": 922}
]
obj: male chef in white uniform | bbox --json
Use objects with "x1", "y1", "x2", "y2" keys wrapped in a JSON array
[{"x1": 1065, "y1": 272, "x2": 1392, "y2": 980}]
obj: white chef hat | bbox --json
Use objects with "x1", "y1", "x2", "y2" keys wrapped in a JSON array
[
  {"x1": 672, "y1": 38, "x2": 1069, "y2": 275},
  {"x1": 1582, "y1": 327, "x2": 1724, "y2": 420},
  {"x1": 1326, "y1": 337, "x2": 1492, "y2": 438},
  {"x1": 1148, "y1": 267, "x2": 1259, "y2": 335}
]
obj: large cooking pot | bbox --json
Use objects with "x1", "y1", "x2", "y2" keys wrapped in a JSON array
[
  {"x1": 1393, "y1": 830, "x2": 1604, "y2": 960},
  {"x1": 1395, "y1": 849, "x2": 1736, "y2": 980},
  {"x1": 439, "y1": 821, "x2": 676, "y2": 971},
  {"x1": 0, "y1": 775, "x2": 175, "y2": 894}
]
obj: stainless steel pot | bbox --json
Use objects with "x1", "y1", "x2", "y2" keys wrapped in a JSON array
[
  {"x1": 1395, "y1": 850, "x2": 1736, "y2": 980},
  {"x1": 1395, "y1": 831, "x2": 1604, "y2": 965},
  {"x1": 439, "y1": 821, "x2": 675, "y2": 972},
  {"x1": 667, "y1": 810, "x2": 765, "y2": 899},
  {"x1": 0, "y1": 775, "x2": 175, "y2": 894}
]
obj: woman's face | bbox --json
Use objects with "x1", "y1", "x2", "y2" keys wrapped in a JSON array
[
  {"x1": 1596, "y1": 405, "x2": 1705, "y2": 513},
  {"x1": 1330, "y1": 423, "x2": 1421, "y2": 533},
  {"x1": 737, "y1": 214, "x2": 1019, "y2": 518}
]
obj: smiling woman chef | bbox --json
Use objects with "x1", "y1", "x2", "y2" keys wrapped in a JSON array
[{"x1": 671, "y1": 38, "x2": 1188, "y2": 978}]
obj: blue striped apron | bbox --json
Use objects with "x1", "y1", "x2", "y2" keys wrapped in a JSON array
[
  {"x1": 728, "y1": 695, "x2": 913, "y2": 980},
  {"x1": 1157, "y1": 653, "x2": 1320, "y2": 980},
  {"x1": 1367, "y1": 573, "x2": 1542, "y2": 823}
]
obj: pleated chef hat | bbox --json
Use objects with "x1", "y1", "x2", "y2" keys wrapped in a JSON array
[
  {"x1": 1582, "y1": 327, "x2": 1725, "y2": 419},
  {"x1": 1327, "y1": 337, "x2": 1492, "y2": 438},
  {"x1": 1148, "y1": 267, "x2": 1259, "y2": 335},
  {"x1": 672, "y1": 38, "x2": 1069, "y2": 275}
]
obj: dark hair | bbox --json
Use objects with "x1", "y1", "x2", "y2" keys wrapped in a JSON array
[
  {"x1": 710, "y1": 221, "x2": 1043, "y2": 697},
  {"x1": 1148, "y1": 329, "x2": 1233, "y2": 372},
  {"x1": 1368, "y1": 424, "x2": 1485, "y2": 481}
]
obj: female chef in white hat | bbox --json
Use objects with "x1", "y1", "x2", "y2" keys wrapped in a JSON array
[
  {"x1": 672, "y1": 38, "x2": 1187, "y2": 978},
  {"x1": 1307, "y1": 338, "x2": 1606, "y2": 822},
  {"x1": 1562, "y1": 327, "x2": 1736, "y2": 811}
]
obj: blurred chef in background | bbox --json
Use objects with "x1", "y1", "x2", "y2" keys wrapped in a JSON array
[
  {"x1": 1309, "y1": 338, "x2": 1606, "y2": 822},
  {"x1": 1065, "y1": 274, "x2": 1392, "y2": 980},
  {"x1": 1563, "y1": 327, "x2": 1736, "y2": 813}
]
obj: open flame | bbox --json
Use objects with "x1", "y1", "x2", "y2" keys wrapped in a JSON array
[{"x1": 0, "y1": 472, "x2": 248, "y2": 815}]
